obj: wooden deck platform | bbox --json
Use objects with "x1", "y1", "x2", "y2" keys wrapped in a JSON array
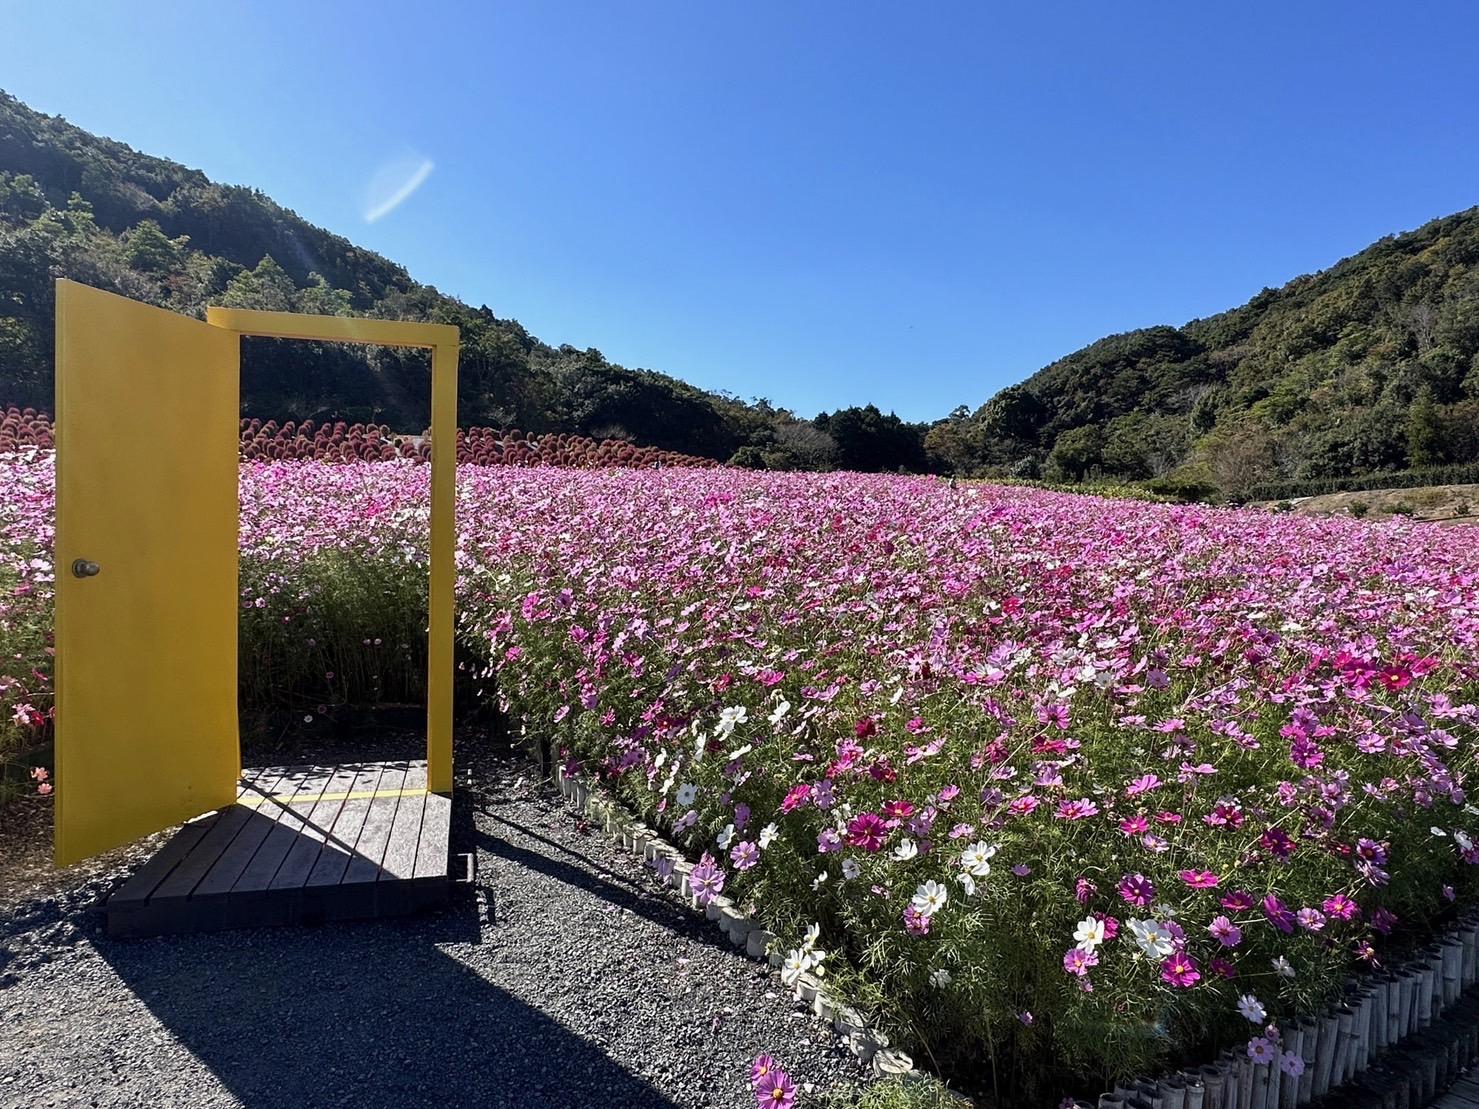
[{"x1": 107, "y1": 761, "x2": 454, "y2": 938}]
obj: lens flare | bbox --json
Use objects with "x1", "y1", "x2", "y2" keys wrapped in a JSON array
[{"x1": 362, "y1": 155, "x2": 434, "y2": 223}]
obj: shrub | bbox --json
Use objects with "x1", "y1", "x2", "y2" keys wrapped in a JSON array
[{"x1": 1348, "y1": 500, "x2": 1370, "y2": 518}]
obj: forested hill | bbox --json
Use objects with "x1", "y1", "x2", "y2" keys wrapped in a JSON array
[
  {"x1": 0, "y1": 91, "x2": 791, "y2": 460},
  {"x1": 930, "y1": 206, "x2": 1479, "y2": 493}
]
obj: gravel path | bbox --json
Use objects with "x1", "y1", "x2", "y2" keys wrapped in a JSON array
[{"x1": 0, "y1": 751, "x2": 864, "y2": 1108}]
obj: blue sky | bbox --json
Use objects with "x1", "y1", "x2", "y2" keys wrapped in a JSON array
[{"x1": 5, "y1": 1, "x2": 1478, "y2": 421}]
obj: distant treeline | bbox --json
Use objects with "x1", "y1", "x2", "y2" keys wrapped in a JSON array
[{"x1": 4, "y1": 90, "x2": 1479, "y2": 493}]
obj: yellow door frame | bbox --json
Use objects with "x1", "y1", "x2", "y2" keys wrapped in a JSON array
[{"x1": 205, "y1": 307, "x2": 459, "y2": 794}]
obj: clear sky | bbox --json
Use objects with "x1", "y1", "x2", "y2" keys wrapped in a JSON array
[{"x1": 4, "y1": 1, "x2": 1478, "y2": 421}]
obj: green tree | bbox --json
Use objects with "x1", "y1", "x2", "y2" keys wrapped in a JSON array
[
  {"x1": 1406, "y1": 388, "x2": 1445, "y2": 467},
  {"x1": 221, "y1": 255, "x2": 298, "y2": 312},
  {"x1": 122, "y1": 219, "x2": 186, "y2": 274}
]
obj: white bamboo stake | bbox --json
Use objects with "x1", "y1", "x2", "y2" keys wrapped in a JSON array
[
  {"x1": 1295, "y1": 1020, "x2": 1317, "y2": 1105},
  {"x1": 1333, "y1": 1008, "x2": 1355, "y2": 1085},
  {"x1": 1278, "y1": 1025, "x2": 1303, "y2": 1109},
  {"x1": 1414, "y1": 962, "x2": 1431, "y2": 1029},
  {"x1": 1250, "y1": 1057, "x2": 1271, "y2": 1109},
  {"x1": 1443, "y1": 939, "x2": 1463, "y2": 1006},
  {"x1": 1352, "y1": 992, "x2": 1372, "y2": 1073},
  {"x1": 1200, "y1": 1063, "x2": 1226, "y2": 1109},
  {"x1": 1312, "y1": 1012, "x2": 1339, "y2": 1097}
]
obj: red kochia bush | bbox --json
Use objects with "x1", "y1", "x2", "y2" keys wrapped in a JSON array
[
  {"x1": 10, "y1": 407, "x2": 719, "y2": 469},
  {"x1": 234, "y1": 417, "x2": 718, "y2": 469}
]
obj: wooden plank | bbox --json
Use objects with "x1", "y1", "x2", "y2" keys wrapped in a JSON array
[
  {"x1": 109, "y1": 810, "x2": 224, "y2": 909},
  {"x1": 190, "y1": 768, "x2": 314, "y2": 898},
  {"x1": 268, "y1": 765, "x2": 361, "y2": 890},
  {"x1": 340, "y1": 763, "x2": 409, "y2": 885},
  {"x1": 303, "y1": 763, "x2": 386, "y2": 888},
  {"x1": 229, "y1": 766, "x2": 335, "y2": 893},
  {"x1": 380, "y1": 764, "x2": 428, "y2": 881},
  {"x1": 148, "y1": 771, "x2": 286, "y2": 902},
  {"x1": 412, "y1": 792, "x2": 451, "y2": 881}
]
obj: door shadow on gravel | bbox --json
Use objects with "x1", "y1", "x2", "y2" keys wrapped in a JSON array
[{"x1": 95, "y1": 909, "x2": 683, "y2": 1109}]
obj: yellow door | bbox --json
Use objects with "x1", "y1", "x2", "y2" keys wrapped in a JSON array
[{"x1": 53, "y1": 281, "x2": 241, "y2": 866}]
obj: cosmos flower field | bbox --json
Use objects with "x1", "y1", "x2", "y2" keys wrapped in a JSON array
[{"x1": 4, "y1": 452, "x2": 1479, "y2": 1101}]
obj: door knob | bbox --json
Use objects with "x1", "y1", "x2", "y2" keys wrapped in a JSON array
[{"x1": 71, "y1": 559, "x2": 100, "y2": 578}]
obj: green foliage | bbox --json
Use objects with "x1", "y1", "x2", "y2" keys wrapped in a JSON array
[
  {"x1": 1348, "y1": 499, "x2": 1370, "y2": 517},
  {"x1": 816, "y1": 404, "x2": 928, "y2": 473},
  {"x1": 816, "y1": 1077, "x2": 963, "y2": 1109}
]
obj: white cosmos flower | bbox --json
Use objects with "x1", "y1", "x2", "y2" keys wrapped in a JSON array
[
  {"x1": 957, "y1": 872, "x2": 976, "y2": 897},
  {"x1": 780, "y1": 949, "x2": 807, "y2": 986},
  {"x1": 812, "y1": 870, "x2": 829, "y2": 891},
  {"x1": 717, "y1": 705, "x2": 748, "y2": 734},
  {"x1": 694, "y1": 732, "x2": 708, "y2": 762},
  {"x1": 1129, "y1": 918, "x2": 1176, "y2": 958},
  {"x1": 676, "y1": 783, "x2": 698, "y2": 807},
  {"x1": 842, "y1": 857, "x2": 861, "y2": 880},
  {"x1": 1272, "y1": 956, "x2": 1296, "y2": 979},
  {"x1": 959, "y1": 841, "x2": 997, "y2": 877},
  {"x1": 1237, "y1": 994, "x2": 1267, "y2": 1023},
  {"x1": 1456, "y1": 830, "x2": 1474, "y2": 851},
  {"x1": 726, "y1": 744, "x2": 753, "y2": 761},
  {"x1": 910, "y1": 880, "x2": 949, "y2": 918},
  {"x1": 769, "y1": 700, "x2": 791, "y2": 726},
  {"x1": 717, "y1": 824, "x2": 736, "y2": 850},
  {"x1": 1073, "y1": 916, "x2": 1107, "y2": 952},
  {"x1": 803, "y1": 923, "x2": 822, "y2": 949},
  {"x1": 930, "y1": 968, "x2": 952, "y2": 988},
  {"x1": 893, "y1": 838, "x2": 919, "y2": 862},
  {"x1": 758, "y1": 822, "x2": 779, "y2": 849}
]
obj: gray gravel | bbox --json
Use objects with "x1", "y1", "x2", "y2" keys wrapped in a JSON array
[{"x1": 0, "y1": 753, "x2": 864, "y2": 1108}]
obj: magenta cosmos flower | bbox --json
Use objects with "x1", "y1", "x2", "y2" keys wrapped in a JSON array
[
  {"x1": 1177, "y1": 869, "x2": 1219, "y2": 889},
  {"x1": 1160, "y1": 953, "x2": 1201, "y2": 988},
  {"x1": 731, "y1": 841, "x2": 760, "y2": 871},
  {"x1": 845, "y1": 812, "x2": 888, "y2": 852},
  {"x1": 1118, "y1": 873, "x2": 1155, "y2": 907},
  {"x1": 1323, "y1": 893, "x2": 1361, "y2": 921}
]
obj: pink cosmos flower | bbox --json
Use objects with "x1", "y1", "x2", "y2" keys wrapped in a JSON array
[
  {"x1": 690, "y1": 854, "x2": 725, "y2": 906},
  {"x1": 1178, "y1": 869, "x2": 1219, "y2": 889},
  {"x1": 731, "y1": 841, "x2": 759, "y2": 871},
  {"x1": 1063, "y1": 947, "x2": 1098, "y2": 976},
  {"x1": 1160, "y1": 953, "x2": 1200, "y2": 988},
  {"x1": 1295, "y1": 907, "x2": 1325, "y2": 931},
  {"x1": 1220, "y1": 890, "x2": 1255, "y2": 912},
  {"x1": 1322, "y1": 893, "x2": 1361, "y2": 922},
  {"x1": 1056, "y1": 799, "x2": 1099, "y2": 821},
  {"x1": 903, "y1": 905, "x2": 931, "y2": 937},
  {"x1": 1207, "y1": 916, "x2": 1243, "y2": 947},
  {"x1": 754, "y1": 1067, "x2": 796, "y2": 1108},
  {"x1": 1126, "y1": 773, "x2": 1161, "y2": 796},
  {"x1": 750, "y1": 1055, "x2": 776, "y2": 1088},
  {"x1": 1119, "y1": 815, "x2": 1149, "y2": 836},
  {"x1": 1075, "y1": 878, "x2": 1097, "y2": 905},
  {"x1": 780, "y1": 783, "x2": 811, "y2": 813},
  {"x1": 1279, "y1": 1051, "x2": 1306, "y2": 1077}
]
